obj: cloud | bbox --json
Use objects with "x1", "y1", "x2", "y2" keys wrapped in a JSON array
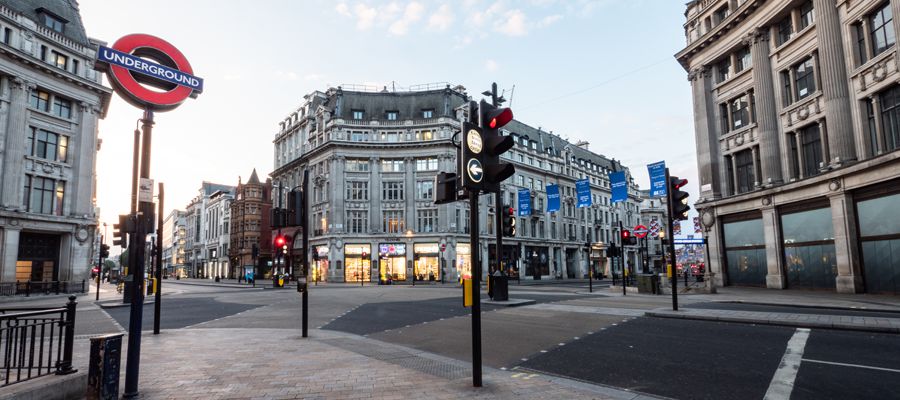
[
  {"x1": 495, "y1": 9, "x2": 528, "y2": 36},
  {"x1": 537, "y1": 14, "x2": 562, "y2": 28},
  {"x1": 353, "y1": 3, "x2": 378, "y2": 30},
  {"x1": 427, "y1": 4, "x2": 454, "y2": 31},
  {"x1": 485, "y1": 59, "x2": 499, "y2": 72},
  {"x1": 335, "y1": 2, "x2": 351, "y2": 17},
  {"x1": 389, "y1": 1, "x2": 425, "y2": 35}
]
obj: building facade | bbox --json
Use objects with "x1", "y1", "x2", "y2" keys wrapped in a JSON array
[
  {"x1": 183, "y1": 182, "x2": 235, "y2": 278},
  {"x1": 228, "y1": 169, "x2": 272, "y2": 279},
  {"x1": 0, "y1": 0, "x2": 111, "y2": 286},
  {"x1": 204, "y1": 190, "x2": 232, "y2": 278},
  {"x1": 677, "y1": 0, "x2": 900, "y2": 294},
  {"x1": 162, "y1": 209, "x2": 186, "y2": 277},
  {"x1": 270, "y1": 84, "x2": 643, "y2": 283}
]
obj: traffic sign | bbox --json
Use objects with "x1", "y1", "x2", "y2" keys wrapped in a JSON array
[
  {"x1": 467, "y1": 159, "x2": 484, "y2": 183},
  {"x1": 633, "y1": 224, "x2": 649, "y2": 238}
]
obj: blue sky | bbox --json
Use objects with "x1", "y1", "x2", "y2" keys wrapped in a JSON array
[{"x1": 79, "y1": 0, "x2": 695, "y2": 229}]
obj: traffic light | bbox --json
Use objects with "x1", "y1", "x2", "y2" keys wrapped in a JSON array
[
  {"x1": 607, "y1": 243, "x2": 618, "y2": 258},
  {"x1": 281, "y1": 235, "x2": 292, "y2": 255},
  {"x1": 502, "y1": 205, "x2": 516, "y2": 237},
  {"x1": 621, "y1": 229, "x2": 636, "y2": 246},
  {"x1": 288, "y1": 189, "x2": 304, "y2": 227},
  {"x1": 271, "y1": 208, "x2": 285, "y2": 229},
  {"x1": 112, "y1": 214, "x2": 134, "y2": 249},
  {"x1": 100, "y1": 244, "x2": 110, "y2": 259},
  {"x1": 668, "y1": 176, "x2": 690, "y2": 221},
  {"x1": 460, "y1": 101, "x2": 516, "y2": 193}
]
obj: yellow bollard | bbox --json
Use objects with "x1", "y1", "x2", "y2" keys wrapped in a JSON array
[
  {"x1": 667, "y1": 265, "x2": 673, "y2": 278},
  {"x1": 463, "y1": 278, "x2": 473, "y2": 307}
]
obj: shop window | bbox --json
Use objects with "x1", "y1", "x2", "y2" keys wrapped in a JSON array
[
  {"x1": 781, "y1": 206, "x2": 836, "y2": 289},
  {"x1": 857, "y1": 191, "x2": 900, "y2": 294},
  {"x1": 723, "y1": 217, "x2": 767, "y2": 286}
]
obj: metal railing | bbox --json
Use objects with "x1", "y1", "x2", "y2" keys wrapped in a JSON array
[
  {"x1": 0, "y1": 280, "x2": 86, "y2": 297},
  {"x1": 0, "y1": 296, "x2": 78, "y2": 387}
]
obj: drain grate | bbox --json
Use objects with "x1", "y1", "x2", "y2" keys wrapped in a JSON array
[{"x1": 323, "y1": 337, "x2": 469, "y2": 380}]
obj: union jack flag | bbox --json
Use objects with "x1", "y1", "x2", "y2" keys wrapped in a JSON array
[
  {"x1": 694, "y1": 217, "x2": 702, "y2": 234},
  {"x1": 673, "y1": 221, "x2": 682, "y2": 236}
]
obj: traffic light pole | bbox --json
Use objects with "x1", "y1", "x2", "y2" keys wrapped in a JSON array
[
  {"x1": 664, "y1": 168, "x2": 678, "y2": 311},
  {"x1": 469, "y1": 191, "x2": 482, "y2": 388},
  {"x1": 301, "y1": 169, "x2": 309, "y2": 338},
  {"x1": 154, "y1": 183, "x2": 164, "y2": 335},
  {"x1": 124, "y1": 109, "x2": 154, "y2": 399},
  {"x1": 96, "y1": 235, "x2": 103, "y2": 301},
  {"x1": 619, "y1": 220, "x2": 626, "y2": 297}
]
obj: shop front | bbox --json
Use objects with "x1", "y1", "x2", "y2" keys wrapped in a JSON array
[
  {"x1": 456, "y1": 243, "x2": 471, "y2": 282},
  {"x1": 780, "y1": 205, "x2": 837, "y2": 290},
  {"x1": 413, "y1": 243, "x2": 440, "y2": 281},
  {"x1": 722, "y1": 214, "x2": 767, "y2": 287},
  {"x1": 311, "y1": 245, "x2": 329, "y2": 283},
  {"x1": 378, "y1": 243, "x2": 407, "y2": 283},
  {"x1": 16, "y1": 232, "x2": 61, "y2": 282},
  {"x1": 343, "y1": 244, "x2": 371, "y2": 283},
  {"x1": 525, "y1": 246, "x2": 550, "y2": 279},
  {"x1": 857, "y1": 188, "x2": 900, "y2": 294}
]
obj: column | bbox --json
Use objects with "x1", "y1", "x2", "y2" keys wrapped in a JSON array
[
  {"x1": 748, "y1": 29, "x2": 783, "y2": 185},
  {"x1": 370, "y1": 157, "x2": 381, "y2": 233},
  {"x1": 751, "y1": 146, "x2": 760, "y2": 187},
  {"x1": 870, "y1": 96, "x2": 885, "y2": 155},
  {"x1": 829, "y1": 192, "x2": 864, "y2": 293},
  {"x1": 761, "y1": 206, "x2": 786, "y2": 289},
  {"x1": 0, "y1": 228, "x2": 19, "y2": 282},
  {"x1": 1, "y1": 78, "x2": 32, "y2": 208},
  {"x1": 818, "y1": 119, "x2": 830, "y2": 171},
  {"x1": 814, "y1": 0, "x2": 857, "y2": 165},
  {"x1": 404, "y1": 156, "x2": 415, "y2": 233},
  {"x1": 795, "y1": 131, "x2": 806, "y2": 179},
  {"x1": 730, "y1": 155, "x2": 739, "y2": 194},
  {"x1": 333, "y1": 156, "x2": 345, "y2": 232},
  {"x1": 689, "y1": 67, "x2": 722, "y2": 199},
  {"x1": 71, "y1": 103, "x2": 99, "y2": 216}
]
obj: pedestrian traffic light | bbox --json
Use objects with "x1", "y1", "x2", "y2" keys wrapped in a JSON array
[
  {"x1": 668, "y1": 176, "x2": 690, "y2": 221},
  {"x1": 502, "y1": 205, "x2": 516, "y2": 237},
  {"x1": 100, "y1": 243, "x2": 110, "y2": 259},
  {"x1": 288, "y1": 189, "x2": 304, "y2": 227},
  {"x1": 112, "y1": 214, "x2": 133, "y2": 249}
]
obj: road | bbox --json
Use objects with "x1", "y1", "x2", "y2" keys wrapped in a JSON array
[{"x1": 68, "y1": 280, "x2": 900, "y2": 399}]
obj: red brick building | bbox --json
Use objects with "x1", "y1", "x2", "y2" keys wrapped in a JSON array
[{"x1": 229, "y1": 170, "x2": 273, "y2": 279}]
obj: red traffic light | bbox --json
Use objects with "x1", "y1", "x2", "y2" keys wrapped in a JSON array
[
  {"x1": 275, "y1": 235, "x2": 285, "y2": 247},
  {"x1": 507, "y1": 207, "x2": 515, "y2": 216},
  {"x1": 622, "y1": 230, "x2": 631, "y2": 239},
  {"x1": 488, "y1": 107, "x2": 513, "y2": 129},
  {"x1": 672, "y1": 178, "x2": 688, "y2": 190}
]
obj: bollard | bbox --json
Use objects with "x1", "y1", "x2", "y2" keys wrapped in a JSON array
[{"x1": 87, "y1": 333, "x2": 124, "y2": 400}]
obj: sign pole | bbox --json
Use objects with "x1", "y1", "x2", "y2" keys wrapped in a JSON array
[
  {"x1": 153, "y1": 183, "x2": 163, "y2": 335},
  {"x1": 665, "y1": 168, "x2": 679, "y2": 311},
  {"x1": 619, "y1": 220, "x2": 626, "y2": 296},
  {"x1": 469, "y1": 190, "x2": 482, "y2": 387},
  {"x1": 302, "y1": 169, "x2": 309, "y2": 338}
]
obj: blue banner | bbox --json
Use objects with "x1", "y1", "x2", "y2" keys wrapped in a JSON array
[
  {"x1": 517, "y1": 188, "x2": 531, "y2": 216},
  {"x1": 576, "y1": 179, "x2": 591, "y2": 208},
  {"x1": 546, "y1": 184, "x2": 560, "y2": 213},
  {"x1": 648, "y1": 160, "x2": 667, "y2": 198},
  {"x1": 609, "y1": 171, "x2": 627, "y2": 203}
]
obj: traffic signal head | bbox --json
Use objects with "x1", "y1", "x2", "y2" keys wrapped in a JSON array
[
  {"x1": 460, "y1": 100, "x2": 516, "y2": 193},
  {"x1": 669, "y1": 176, "x2": 690, "y2": 221},
  {"x1": 112, "y1": 214, "x2": 134, "y2": 249},
  {"x1": 288, "y1": 189, "x2": 304, "y2": 227},
  {"x1": 502, "y1": 205, "x2": 516, "y2": 237},
  {"x1": 100, "y1": 244, "x2": 110, "y2": 259},
  {"x1": 274, "y1": 235, "x2": 285, "y2": 248}
]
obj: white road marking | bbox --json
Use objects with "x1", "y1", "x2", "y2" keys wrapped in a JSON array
[
  {"x1": 802, "y1": 358, "x2": 900, "y2": 374},
  {"x1": 764, "y1": 328, "x2": 810, "y2": 400}
]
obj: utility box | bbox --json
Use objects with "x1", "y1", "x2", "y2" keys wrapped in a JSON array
[
  {"x1": 87, "y1": 333, "x2": 123, "y2": 400},
  {"x1": 491, "y1": 275, "x2": 509, "y2": 301}
]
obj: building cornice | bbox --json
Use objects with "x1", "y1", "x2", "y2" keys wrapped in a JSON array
[{"x1": 674, "y1": 0, "x2": 763, "y2": 72}]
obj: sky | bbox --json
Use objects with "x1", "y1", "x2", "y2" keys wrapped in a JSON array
[{"x1": 78, "y1": 0, "x2": 696, "y2": 233}]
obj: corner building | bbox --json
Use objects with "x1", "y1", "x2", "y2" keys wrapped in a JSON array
[
  {"x1": 677, "y1": 0, "x2": 900, "y2": 294},
  {"x1": 271, "y1": 85, "x2": 643, "y2": 283},
  {"x1": 0, "y1": 1, "x2": 110, "y2": 287}
]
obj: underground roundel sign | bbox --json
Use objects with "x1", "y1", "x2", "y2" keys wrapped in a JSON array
[{"x1": 95, "y1": 34, "x2": 203, "y2": 111}]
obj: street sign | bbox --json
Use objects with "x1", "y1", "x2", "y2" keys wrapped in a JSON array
[
  {"x1": 647, "y1": 161, "x2": 667, "y2": 197},
  {"x1": 467, "y1": 159, "x2": 484, "y2": 183},
  {"x1": 674, "y1": 238, "x2": 706, "y2": 245},
  {"x1": 633, "y1": 224, "x2": 649, "y2": 238},
  {"x1": 609, "y1": 171, "x2": 627, "y2": 203}
]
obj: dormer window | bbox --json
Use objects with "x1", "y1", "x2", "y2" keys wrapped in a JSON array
[
  {"x1": 37, "y1": 8, "x2": 67, "y2": 33},
  {"x1": 422, "y1": 109, "x2": 434, "y2": 118},
  {"x1": 385, "y1": 110, "x2": 399, "y2": 120},
  {"x1": 352, "y1": 109, "x2": 364, "y2": 120}
]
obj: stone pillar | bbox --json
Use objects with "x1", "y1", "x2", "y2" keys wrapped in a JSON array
[
  {"x1": 818, "y1": 119, "x2": 830, "y2": 171},
  {"x1": 762, "y1": 206, "x2": 786, "y2": 289},
  {"x1": 730, "y1": 155, "x2": 739, "y2": 194},
  {"x1": 814, "y1": 0, "x2": 857, "y2": 165},
  {"x1": 0, "y1": 228, "x2": 20, "y2": 282},
  {"x1": 71, "y1": 103, "x2": 99, "y2": 216},
  {"x1": 333, "y1": 156, "x2": 345, "y2": 232},
  {"x1": 748, "y1": 30, "x2": 783, "y2": 185},
  {"x1": 1, "y1": 78, "x2": 32, "y2": 208},
  {"x1": 751, "y1": 146, "x2": 760, "y2": 187},
  {"x1": 370, "y1": 157, "x2": 381, "y2": 233},
  {"x1": 870, "y1": 96, "x2": 885, "y2": 155},
  {"x1": 795, "y1": 131, "x2": 806, "y2": 179},
  {"x1": 404, "y1": 156, "x2": 415, "y2": 232},
  {"x1": 689, "y1": 67, "x2": 722, "y2": 199},
  {"x1": 829, "y1": 191, "x2": 864, "y2": 293}
]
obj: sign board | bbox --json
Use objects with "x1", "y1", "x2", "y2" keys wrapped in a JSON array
[
  {"x1": 138, "y1": 178, "x2": 154, "y2": 202},
  {"x1": 633, "y1": 224, "x2": 649, "y2": 238},
  {"x1": 546, "y1": 184, "x2": 560, "y2": 212},
  {"x1": 647, "y1": 161, "x2": 667, "y2": 197},
  {"x1": 674, "y1": 238, "x2": 706, "y2": 245},
  {"x1": 95, "y1": 34, "x2": 203, "y2": 111},
  {"x1": 378, "y1": 243, "x2": 406, "y2": 257},
  {"x1": 576, "y1": 179, "x2": 592, "y2": 208},
  {"x1": 517, "y1": 188, "x2": 531, "y2": 216},
  {"x1": 609, "y1": 171, "x2": 627, "y2": 203}
]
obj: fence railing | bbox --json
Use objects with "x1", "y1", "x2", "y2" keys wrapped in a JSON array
[
  {"x1": 0, "y1": 296, "x2": 78, "y2": 387},
  {"x1": 0, "y1": 280, "x2": 86, "y2": 296}
]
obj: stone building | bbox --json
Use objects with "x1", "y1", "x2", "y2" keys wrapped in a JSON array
[
  {"x1": 183, "y1": 181, "x2": 235, "y2": 278},
  {"x1": 677, "y1": 0, "x2": 900, "y2": 294},
  {"x1": 0, "y1": 0, "x2": 111, "y2": 286},
  {"x1": 270, "y1": 84, "x2": 643, "y2": 283},
  {"x1": 228, "y1": 169, "x2": 272, "y2": 279},
  {"x1": 162, "y1": 209, "x2": 186, "y2": 277},
  {"x1": 204, "y1": 189, "x2": 232, "y2": 278}
]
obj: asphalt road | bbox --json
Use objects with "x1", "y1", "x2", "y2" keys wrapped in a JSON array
[
  {"x1": 104, "y1": 296, "x2": 262, "y2": 330},
  {"x1": 686, "y1": 302, "x2": 900, "y2": 318}
]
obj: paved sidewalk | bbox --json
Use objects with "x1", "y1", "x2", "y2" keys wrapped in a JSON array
[{"x1": 66, "y1": 328, "x2": 661, "y2": 400}]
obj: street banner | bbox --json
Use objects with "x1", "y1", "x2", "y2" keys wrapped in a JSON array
[
  {"x1": 694, "y1": 217, "x2": 702, "y2": 233},
  {"x1": 546, "y1": 184, "x2": 560, "y2": 212},
  {"x1": 518, "y1": 188, "x2": 531, "y2": 216},
  {"x1": 649, "y1": 218, "x2": 660, "y2": 238},
  {"x1": 576, "y1": 179, "x2": 592, "y2": 208},
  {"x1": 647, "y1": 161, "x2": 667, "y2": 198},
  {"x1": 609, "y1": 171, "x2": 627, "y2": 203},
  {"x1": 673, "y1": 221, "x2": 682, "y2": 236}
]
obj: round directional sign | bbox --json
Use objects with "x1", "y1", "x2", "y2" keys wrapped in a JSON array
[
  {"x1": 466, "y1": 129, "x2": 483, "y2": 154},
  {"x1": 467, "y1": 158, "x2": 484, "y2": 183},
  {"x1": 96, "y1": 33, "x2": 203, "y2": 111},
  {"x1": 633, "y1": 224, "x2": 649, "y2": 239}
]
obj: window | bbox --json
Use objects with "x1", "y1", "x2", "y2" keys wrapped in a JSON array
[
  {"x1": 800, "y1": 124, "x2": 824, "y2": 176},
  {"x1": 417, "y1": 209, "x2": 437, "y2": 233},
  {"x1": 3, "y1": 27, "x2": 11, "y2": 44},
  {"x1": 416, "y1": 180, "x2": 434, "y2": 200},
  {"x1": 422, "y1": 109, "x2": 434, "y2": 118},
  {"x1": 416, "y1": 130, "x2": 434, "y2": 140},
  {"x1": 41, "y1": 13, "x2": 65, "y2": 33},
  {"x1": 721, "y1": 92, "x2": 753, "y2": 133},
  {"x1": 799, "y1": 1, "x2": 814, "y2": 30},
  {"x1": 735, "y1": 47, "x2": 751, "y2": 72},
  {"x1": 346, "y1": 181, "x2": 369, "y2": 201},
  {"x1": 793, "y1": 57, "x2": 816, "y2": 101},
  {"x1": 52, "y1": 51, "x2": 67, "y2": 69},
  {"x1": 856, "y1": 23, "x2": 869, "y2": 65},
  {"x1": 27, "y1": 127, "x2": 67, "y2": 162},
  {"x1": 383, "y1": 181, "x2": 404, "y2": 201},
  {"x1": 734, "y1": 149, "x2": 755, "y2": 193},
  {"x1": 52, "y1": 97, "x2": 71, "y2": 119},
  {"x1": 29, "y1": 90, "x2": 50, "y2": 112},
  {"x1": 352, "y1": 109, "x2": 364, "y2": 120},
  {"x1": 26, "y1": 176, "x2": 63, "y2": 215},
  {"x1": 870, "y1": 3, "x2": 896, "y2": 57},
  {"x1": 713, "y1": 5, "x2": 729, "y2": 25},
  {"x1": 715, "y1": 57, "x2": 731, "y2": 83},
  {"x1": 874, "y1": 85, "x2": 900, "y2": 152},
  {"x1": 385, "y1": 110, "x2": 399, "y2": 120},
  {"x1": 383, "y1": 210, "x2": 404, "y2": 233},
  {"x1": 416, "y1": 158, "x2": 438, "y2": 171},
  {"x1": 776, "y1": 15, "x2": 793, "y2": 46},
  {"x1": 346, "y1": 159, "x2": 369, "y2": 172},
  {"x1": 350, "y1": 131, "x2": 365, "y2": 142},
  {"x1": 381, "y1": 159, "x2": 404, "y2": 172},
  {"x1": 347, "y1": 211, "x2": 367, "y2": 233}
]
